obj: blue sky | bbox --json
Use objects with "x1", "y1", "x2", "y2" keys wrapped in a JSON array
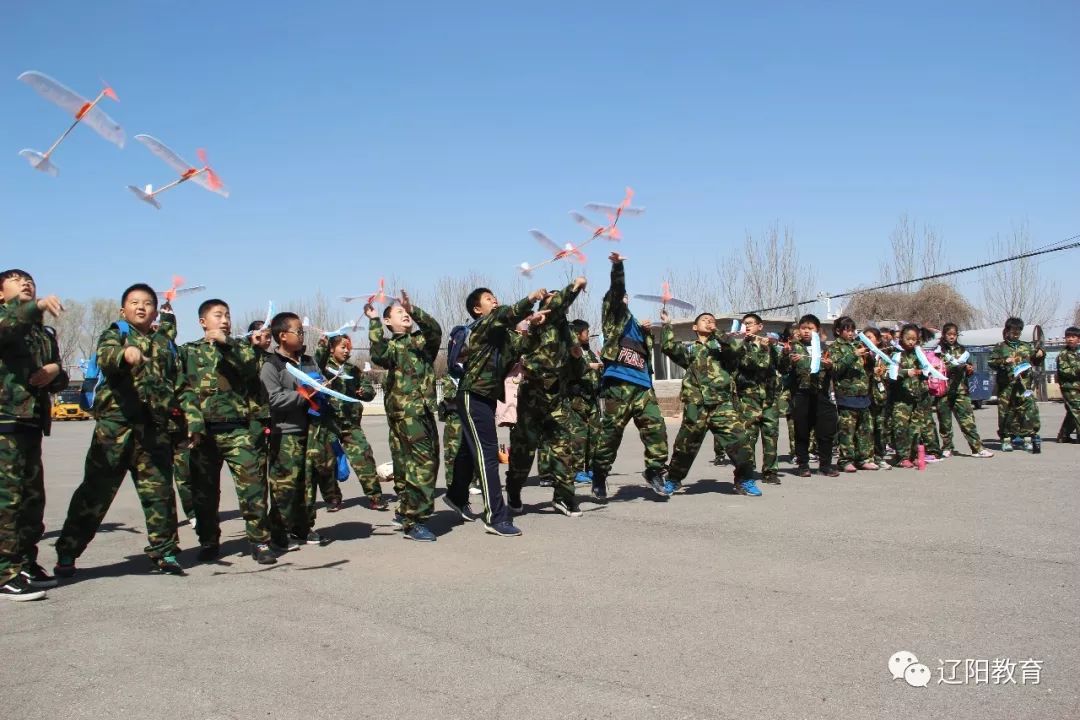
[{"x1": 1, "y1": 1, "x2": 1077, "y2": 340}]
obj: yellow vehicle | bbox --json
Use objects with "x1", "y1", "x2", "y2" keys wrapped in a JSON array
[{"x1": 52, "y1": 388, "x2": 91, "y2": 421}]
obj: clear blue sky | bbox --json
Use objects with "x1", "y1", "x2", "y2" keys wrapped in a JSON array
[{"x1": 2, "y1": 1, "x2": 1077, "y2": 341}]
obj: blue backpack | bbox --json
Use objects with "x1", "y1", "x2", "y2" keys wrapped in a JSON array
[
  {"x1": 79, "y1": 321, "x2": 129, "y2": 411},
  {"x1": 446, "y1": 319, "x2": 480, "y2": 379}
]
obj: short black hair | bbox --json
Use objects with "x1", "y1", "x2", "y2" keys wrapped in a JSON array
[
  {"x1": 0, "y1": 268, "x2": 33, "y2": 284},
  {"x1": 862, "y1": 327, "x2": 881, "y2": 343},
  {"x1": 121, "y1": 283, "x2": 158, "y2": 309},
  {"x1": 941, "y1": 322, "x2": 959, "y2": 336},
  {"x1": 328, "y1": 334, "x2": 351, "y2": 352},
  {"x1": 198, "y1": 298, "x2": 229, "y2": 318},
  {"x1": 270, "y1": 311, "x2": 300, "y2": 343},
  {"x1": 1065, "y1": 326, "x2": 1080, "y2": 338},
  {"x1": 833, "y1": 316, "x2": 856, "y2": 336},
  {"x1": 466, "y1": 287, "x2": 494, "y2": 319},
  {"x1": 899, "y1": 323, "x2": 920, "y2": 341},
  {"x1": 1004, "y1": 316, "x2": 1024, "y2": 333},
  {"x1": 693, "y1": 312, "x2": 715, "y2": 325},
  {"x1": 570, "y1": 319, "x2": 589, "y2": 334},
  {"x1": 798, "y1": 313, "x2": 821, "y2": 329},
  {"x1": 247, "y1": 319, "x2": 265, "y2": 332},
  {"x1": 382, "y1": 304, "x2": 396, "y2": 320},
  {"x1": 742, "y1": 313, "x2": 762, "y2": 325}
]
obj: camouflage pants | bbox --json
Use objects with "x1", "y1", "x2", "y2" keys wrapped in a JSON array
[
  {"x1": 172, "y1": 434, "x2": 195, "y2": 521},
  {"x1": 1058, "y1": 388, "x2": 1079, "y2": 440},
  {"x1": 0, "y1": 430, "x2": 45, "y2": 583},
  {"x1": 869, "y1": 404, "x2": 888, "y2": 460},
  {"x1": 341, "y1": 425, "x2": 381, "y2": 499},
  {"x1": 669, "y1": 401, "x2": 753, "y2": 482},
  {"x1": 836, "y1": 406, "x2": 874, "y2": 466},
  {"x1": 190, "y1": 426, "x2": 270, "y2": 546},
  {"x1": 935, "y1": 392, "x2": 985, "y2": 453},
  {"x1": 591, "y1": 381, "x2": 669, "y2": 481},
  {"x1": 507, "y1": 382, "x2": 577, "y2": 504},
  {"x1": 997, "y1": 381, "x2": 1040, "y2": 439},
  {"x1": 891, "y1": 398, "x2": 941, "y2": 461},
  {"x1": 268, "y1": 424, "x2": 335, "y2": 540},
  {"x1": 56, "y1": 419, "x2": 179, "y2": 561},
  {"x1": 388, "y1": 411, "x2": 439, "y2": 531},
  {"x1": 567, "y1": 397, "x2": 601, "y2": 475},
  {"x1": 507, "y1": 380, "x2": 560, "y2": 493},
  {"x1": 739, "y1": 390, "x2": 779, "y2": 474},
  {"x1": 442, "y1": 412, "x2": 461, "y2": 489}
]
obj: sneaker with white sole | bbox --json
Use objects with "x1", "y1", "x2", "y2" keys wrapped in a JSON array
[
  {"x1": 20, "y1": 563, "x2": 57, "y2": 589},
  {"x1": 443, "y1": 496, "x2": 479, "y2": 522},
  {"x1": 552, "y1": 498, "x2": 583, "y2": 517},
  {"x1": 1, "y1": 573, "x2": 46, "y2": 601},
  {"x1": 972, "y1": 449, "x2": 994, "y2": 458}
]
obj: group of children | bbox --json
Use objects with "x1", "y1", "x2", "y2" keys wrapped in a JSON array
[{"x1": 1, "y1": 261, "x2": 1077, "y2": 601}]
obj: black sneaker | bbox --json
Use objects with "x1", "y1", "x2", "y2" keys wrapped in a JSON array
[
  {"x1": 537, "y1": 476, "x2": 554, "y2": 487},
  {"x1": 252, "y1": 543, "x2": 277, "y2": 565},
  {"x1": 153, "y1": 554, "x2": 186, "y2": 576},
  {"x1": 443, "y1": 496, "x2": 479, "y2": 523},
  {"x1": 54, "y1": 555, "x2": 76, "y2": 578},
  {"x1": 796, "y1": 465, "x2": 811, "y2": 478},
  {"x1": 820, "y1": 466, "x2": 840, "y2": 478},
  {"x1": 507, "y1": 487, "x2": 524, "y2": 514},
  {"x1": 761, "y1": 472, "x2": 782, "y2": 485},
  {"x1": 292, "y1": 531, "x2": 329, "y2": 546},
  {"x1": 591, "y1": 479, "x2": 608, "y2": 501},
  {"x1": 269, "y1": 536, "x2": 301, "y2": 554},
  {"x1": 552, "y1": 498, "x2": 583, "y2": 518},
  {"x1": 643, "y1": 468, "x2": 672, "y2": 498},
  {"x1": 20, "y1": 562, "x2": 58, "y2": 589},
  {"x1": 1031, "y1": 435, "x2": 1042, "y2": 454},
  {"x1": 196, "y1": 544, "x2": 220, "y2": 562},
  {"x1": 1, "y1": 573, "x2": 46, "y2": 601}
]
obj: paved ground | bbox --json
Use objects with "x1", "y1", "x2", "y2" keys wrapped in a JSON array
[{"x1": 3, "y1": 404, "x2": 1077, "y2": 719}]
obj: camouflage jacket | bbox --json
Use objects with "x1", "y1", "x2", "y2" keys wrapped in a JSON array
[
  {"x1": 869, "y1": 359, "x2": 889, "y2": 406},
  {"x1": 830, "y1": 337, "x2": 870, "y2": 398},
  {"x1": 781, "y1": 339, "x2": 832, "y2": 395},
  {"x1": 439, "y1": 374, "x2": 460, "y2": 416},
  {"x1": 369, "y1": 305, "x2": 441, "y2": 419},
  {"x1": 93, "y1": 312, "x2": 201, "y2": 430},
  {"x1": 179, "y1": 337, "x2": 260, "y2": 426},
  {"x1": 599, "y1": 260, "x2": 655, "y2": 374},
  {"x1": 323, "y1": 358, "x2": 375, "y2": 429},
  {"x1": 936, "y1": 341, "x2": 973, "y2": 396},
  {"x1": 661, "y1": 324, "x2": 741, "y2": 406},
  {"x1": 519, "y1": 283, "x2": 583, "y2": 392},
  {"x1": 988, "y1": 340, "x2": 1039, "y2": 394},
  {"x1": 890, "y1": 348, "x2": 929, "y2": 404},
  {"x1": 1055, "y1": 347, "x2": 1079, "y2": 392},
  {"x1": 567, "y1": 344, "x2": 602, "y2": 405},
  {"x1": 0, "y1": 299, "x2": 69, "y2": 433},
  {"x1": 459, "y1": 295, "x2": 536, "y2": 402},
  {"x1": 735, "y1": 338, "x2": 782, "y2": 398},
  {"x1": 248, "y1": 346, "x2": 272, "y2": 421}
]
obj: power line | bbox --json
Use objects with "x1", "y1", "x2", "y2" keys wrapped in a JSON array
[{"x1": 745, "y1": 233, "x2": 1080, "y2": 315}]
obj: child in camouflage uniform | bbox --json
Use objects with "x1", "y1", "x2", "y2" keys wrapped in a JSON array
[
  {"x1": 567, "y1": 319, "x2": 603, "y2": 485},
  {"x1": 935, "y1": 323, "x2": 993, "y2": 458},
  {"x1": 888, "y1": 324, "x2": 942, "y2": 467},
  {"x1": 1055, "y1": 327, "x2": 1080, "y2": 443},
  {"x1": 989, "y1": 317, "x2": 1045, "y2": 453},
  {"x1": 782, "y1": 314, "x2": 839, "y2": 477},
  {"x1": 830, "y1": 316, "x2": 877, "y2": 472},
  {"x1": 735, "y1": 313, "x2": 782, "y2": 484},
  {"x1": 180, "y1": 299, "x2": 276, "y2": 565},
  {"x1": 0, "y1": 270, "x2": 67, "y2": 600},
  {"x1": 367, "y1": 290, "x2": 442, "y2": 542},
  {"x1": 56, "y1": 283, "x2": 200, "y2": 577}
]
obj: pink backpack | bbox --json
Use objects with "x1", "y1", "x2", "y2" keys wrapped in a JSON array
[{"x1": 925, "y1": 349, "x2": 948, "y2": 397}]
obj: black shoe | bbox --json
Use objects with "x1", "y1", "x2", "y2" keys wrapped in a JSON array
[
  {"x1": 251, "y1": 543, "x2": 278, "y2": 565},
  {"x1": 507, "y1": 487, "x2": 524, "y2": 514},
  {"x1": 443, "y1": 496, "x2": 479, "y2": 523},
  {"x1": 1031, "y1": 435, "x2": 1042, "y2": 454},
  {"x1": 290, "y1": 531, "x2": 328, "y2": 546},
  {"x1": 1, "y1": 573, "x2": 46, "y2": 602},
  {"x1": 552, "y1": 497, "x2": 583, "y2": 517},
  {"x1": 820, "y1": 465, "x2": 840, "y2": 477},
  {"x1": 537, "y1": 476, "x2": 554, "y2": 487},
  {"x1": 761, "y1": 472, "x2": 782, "y2": 485},
  {"x1": 591, "y1": 478, "x2": 608, "y2": 501},
  {"x1": 196, "y1": 544, "x2": 220, "y2": 562},
  {"x1": 643, "y1": 468, "x2": 672, "y2": 498},
  {"x1": 269, "y1": 536, "x2": 301, "y2": 554},
  {"x1": 796, "y1": 465, "x2": 811, "y2": 478},
  {"x1": 20, "y1": 562, "x2": 57, "y2": 589}
]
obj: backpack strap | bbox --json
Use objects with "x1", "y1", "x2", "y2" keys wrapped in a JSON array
[{"x1": 115, "y1": 320, "x2": 130, "y2": 340}]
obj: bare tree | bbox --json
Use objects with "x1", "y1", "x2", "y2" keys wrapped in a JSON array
[
  {"x1": 50, "y1": 299, "x2": 87, "y2": 368},
  {"x1": 1072, "y1": 301, "x2": 1080, "y2": 328},
  {"x1": 844, "y1": 282, "x2": 976, "y2": 329},
  {"x1": 663, "y1": 266, "x2": 723, "y2": 320},
  {"x1": 84, "y1": 298, "x2": 119, "y2": 357},
  {"x1": 878, "y1": 214, "x2": 944, "y2": 291},
  {"x1": 979, "y1": 222, "x2": 1060, "y2": 327},
  {"x1": 704, "y1": 223, "x2": 815, "y2": 316}
]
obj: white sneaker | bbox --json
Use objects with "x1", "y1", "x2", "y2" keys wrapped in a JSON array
[
  {"x1": 941, "y1": 449, "x2": 953, "y2": 458},
  {"x1": 924, "y1": 455, "x2": 942, "y2": 464},
  {"x1": 468, "y1": 486, "x2": 482, "y2": 496},
  {"x1": 972, "y1": 449, "x2": 994, "y2": 458}
]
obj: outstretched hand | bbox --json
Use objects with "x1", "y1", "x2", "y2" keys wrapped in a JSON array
[
  {"x1": 36, "y1": 295, "x2": 64, "y2": 317},
  {"x1": 363, "y1": 303, "x2": 378, "y2": 319},
  {"x1": 399, "y1": 289, "x2": 413, "y2": 313}
]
